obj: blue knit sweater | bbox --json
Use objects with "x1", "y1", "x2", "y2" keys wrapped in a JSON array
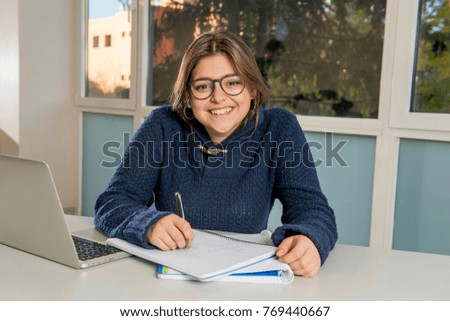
[{"x1": 94, "y1": 106, "x2": 337, "y2": 264}]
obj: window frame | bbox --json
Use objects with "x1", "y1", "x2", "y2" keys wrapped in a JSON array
[
  {"x1": 104, "y1": 34, "x2": 112, "y2": 47},
  {"x1": 389, "y1": 0, "x2": 450, "y2": 132},
  {"x1": 75, "y1": 0, "x2": 138, "y2": 110},
  {"x1": 92, "y1": 35, "x2": 99, "y2": 48}
]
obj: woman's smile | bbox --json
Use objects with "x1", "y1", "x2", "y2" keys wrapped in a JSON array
[{"x1": 208, "y1": 106, "x2": 234, "y2": 115}]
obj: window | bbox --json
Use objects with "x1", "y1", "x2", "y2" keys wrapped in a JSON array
[
  {"x1": 81, "y1": 0, "x2": 134, "y2": 102},
  {"x1": 411, "y1": 0, "x2": 450, "y2": 114},
  {"x1": 104, "y1": 35, "x2": 112, "y2": 47},
  {"x1": 389, "y1": 0, "x2": 450, "y2": 131},
  {"x1": 146, "y1": 1, "x2": 386, "y2": 118}
]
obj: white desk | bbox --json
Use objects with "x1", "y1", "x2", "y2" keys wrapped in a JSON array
[{"x1": 1, "y1": 215, "x2": 450, "y2": 300}]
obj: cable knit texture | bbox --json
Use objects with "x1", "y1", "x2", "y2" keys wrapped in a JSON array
[{"x1": 94, "y1": 106, "x2": 337, "y2": 264}]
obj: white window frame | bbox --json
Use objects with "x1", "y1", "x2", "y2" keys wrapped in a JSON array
[
  {"x1": 389, "y1": 0, "x2": 450, "y2": 132},
  {"x1": 75, "y1": 0, "x2": 139, "y2": 111}
]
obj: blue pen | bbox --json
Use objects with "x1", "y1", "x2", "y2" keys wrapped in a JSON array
[{"x1": 175, "y1": 192, "x2": 190, "y2": 248}]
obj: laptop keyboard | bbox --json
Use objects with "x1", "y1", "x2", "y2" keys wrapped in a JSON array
[{"x1": 72, "y1": 236, "x2": 122, "y2": 261}]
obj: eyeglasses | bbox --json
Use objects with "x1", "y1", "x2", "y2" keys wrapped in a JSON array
[{"x1": 188, "y1": 74, "x2": 245, "y2": 100}]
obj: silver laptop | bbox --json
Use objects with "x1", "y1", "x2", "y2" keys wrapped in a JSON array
[{"x1": 0, "y1": 154, "x2": 130, "y2": 268}]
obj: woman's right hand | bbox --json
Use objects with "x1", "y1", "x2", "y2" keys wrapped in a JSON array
[{"x1": 147, "y1": 214, "x2": 194, "y2": 250}]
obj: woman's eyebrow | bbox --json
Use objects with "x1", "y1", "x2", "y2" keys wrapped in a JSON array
[{"x1": 191, "y1": 73, "x2": 239, "y2": 82}]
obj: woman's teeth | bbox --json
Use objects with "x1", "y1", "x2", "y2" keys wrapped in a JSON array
[{"x1": 210, "y1": 107, "x2": 232, "y2": 115}]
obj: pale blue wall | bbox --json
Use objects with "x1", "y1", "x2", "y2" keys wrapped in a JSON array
[
  {"x1": 268, "y1": 133, "x2": 376, "y2": 247},
  {"x1": 82, "y1": 113, "x2": 133, "y2": 216},
  {"x1": 393, "y1": 139, "x2": 450, "y2": 255}
]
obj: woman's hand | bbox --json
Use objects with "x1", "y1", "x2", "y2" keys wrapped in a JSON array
[
  {"x1": 147, "y1": 214, "x2": 194, "y2": 250},
  {"x1": 276, "y1": 235, "x2": 321, "y2": 277}
]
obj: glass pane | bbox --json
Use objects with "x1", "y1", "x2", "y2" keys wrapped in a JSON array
[
  {"x1": 393, "y1": 139, "x2": 450, "y2": 256},
  {"x1": 306, "y1": 133, "x2": 375, "y2": 246},
  {"x1": 86, "y1": 0, "x2": 132, "y2": 99},
  {"x1": 265, "y1": 132, "x2": 376, "y2": 246},
  {"x1": 147, "y1": 0, "x2": 386, "y2": 118},
  {"x1": 411, "y1": 0, "x2": 450, "y2": 113},
  {"x1": 82, "y1": 113, "x2": 133, "y2": 216}
]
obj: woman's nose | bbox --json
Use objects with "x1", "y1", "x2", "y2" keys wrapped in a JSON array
[{"x1": 210, "y1": 82, "x2": 227, "y2": 102}]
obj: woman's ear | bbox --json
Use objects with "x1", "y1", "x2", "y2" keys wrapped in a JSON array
[{"x1": 250, "y1": 88, "x2": 257, "y2": 99}]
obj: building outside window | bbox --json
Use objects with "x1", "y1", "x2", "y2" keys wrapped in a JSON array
[{"x1": 85, "y1": 1, "x2": 132, "y2": 99}]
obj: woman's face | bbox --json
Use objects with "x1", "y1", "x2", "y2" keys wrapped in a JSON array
[{"x1": 189, "y1": 53, "x2": 256, "y2": 144}]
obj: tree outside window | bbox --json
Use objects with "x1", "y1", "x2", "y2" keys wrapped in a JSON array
[
  {"x1": 147, "y1": 0, "x2": 386, "y2": 119},
  {"x1": 412, "y1": 0, "x2": 450, "y2": 114}
]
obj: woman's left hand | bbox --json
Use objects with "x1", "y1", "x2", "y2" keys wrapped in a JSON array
[{"x1": 276, "y1": 235, "x2": 321, "y2": 277}]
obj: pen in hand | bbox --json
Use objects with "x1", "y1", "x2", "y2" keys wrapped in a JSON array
[{"x1": 175, "y1": 192, "x2": 190, "y2": 248}]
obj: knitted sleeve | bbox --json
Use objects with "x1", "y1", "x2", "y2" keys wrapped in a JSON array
[
  {"x1": 270, "y1": 109, "x2": 338, "y2": 264},
  {"x1": 94, "y1": 109, "x2": 172, "y2": 249}
]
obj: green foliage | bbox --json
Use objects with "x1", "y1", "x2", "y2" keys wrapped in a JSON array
[
  {"x1": 86, "y1": 79, "x2": 129, "y2": 99},
  {"x1": 413, "y1": 0, "x2": 450, "y2": 113},
  {"x1": 150, "y1": 0, "x2": 387, "y2": 118}
]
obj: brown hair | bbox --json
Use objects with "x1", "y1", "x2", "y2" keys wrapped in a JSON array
[{"x1": 170, "y1": 29, "x2": 269, "y2": 127}]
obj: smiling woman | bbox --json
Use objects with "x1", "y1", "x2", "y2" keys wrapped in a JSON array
[
  {"x1": 170, "y1": 30, "x2": 269, "y2": 130},
  {"x1": 94, "y1": 29, "x2": 338, "y2": 278}
]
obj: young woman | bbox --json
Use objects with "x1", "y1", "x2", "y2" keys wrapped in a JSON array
[{"x1": 95, "y1": 29, "x2": 337, "y2": 277}]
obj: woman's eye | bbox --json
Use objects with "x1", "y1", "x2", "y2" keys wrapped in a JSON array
[
  {"x1": 195, "y1": 84, "x2": 209, "y2": 91},
  {"x1": 227, "y1": 80, "x2": 242, "y2": 88}
]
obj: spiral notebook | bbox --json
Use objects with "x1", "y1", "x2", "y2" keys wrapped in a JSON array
[
  {"x1": 157, "y1": 258, "x2": 293, "y2": 284},
  {"x1": 107, "y1": 229, "x2": 293, "y2": 282}
]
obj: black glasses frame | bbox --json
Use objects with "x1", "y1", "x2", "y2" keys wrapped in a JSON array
[{"x1": 188, "y1": 74, "x2": 245, "y2": 100}]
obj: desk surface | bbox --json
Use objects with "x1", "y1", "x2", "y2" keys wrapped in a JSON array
[{"x1": 1, "y1": 215, "x2": 450, "y2": 301}]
